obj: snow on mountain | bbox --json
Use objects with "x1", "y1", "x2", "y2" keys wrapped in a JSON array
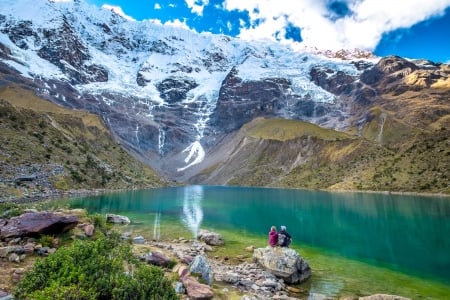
[{"x1": 0, "y1": 0, "x2": 377, "y2": 176}]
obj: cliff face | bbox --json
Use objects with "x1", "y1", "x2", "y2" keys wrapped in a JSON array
[{"x1": 0, "y1": 0, "x2": 449, "y2": 193}]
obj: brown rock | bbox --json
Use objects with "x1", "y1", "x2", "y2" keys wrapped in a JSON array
[
  {"x1": 23, "y1": 242, "x2": 35, "y2": 254},
  {"x1": 0, "y1": 212, "x2": 79, "y2": 239},
  {"x1": 182, "y1": 275, "x2": 214, "y2": 300},
  {"x1": 12, "y1": 268, "x2": 25, "y2": 283},
  {"x1": 141, "y1": 251, "x2": 171, "y2": 267}
]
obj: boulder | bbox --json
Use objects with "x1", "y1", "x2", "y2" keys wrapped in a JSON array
[
  {"x1": 0, "y1": 212, "x2": 78, "y2": 239},
  {"x1": 189, "y1": 255, "x2": 214, "y2": 285},
  {"x1": 140, "y1": 251, "x2": 171, "y2": 267},
  {"x1": 197, "y1": 229, "x2": 224, "y2": 246},
  {"x1": 181, "y1": 275, "x2": 214, "y2": 300},
  {"x1": 253, "y1": 246, "x2": 311, "y2": 284},
  {"x1": 105, "y1": 214, "x2": 130, "y2": 224}
]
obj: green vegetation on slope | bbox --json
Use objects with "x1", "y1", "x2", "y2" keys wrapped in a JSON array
[
  {"x1": 0, "y1": 85, "x2": 168, "y2": 201},
  {"x1": 207, "y1": 117, "x2": 449, "y2": 194},
  {"x1": 244, "y1": 117, "x2": 353, "y2": 141}
]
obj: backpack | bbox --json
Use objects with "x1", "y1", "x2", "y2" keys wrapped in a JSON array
[{"x1": 277, "y1": 233, "x2": 286, "y2": 246}]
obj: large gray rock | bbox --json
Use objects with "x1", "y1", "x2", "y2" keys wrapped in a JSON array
[
  {"x1": 253, "y1": 246, "x2": 311, "y2": 284},
  {"x1": 190, "y1": 255, "x2": 214, "y2": 285},
  {"x1": 0, "y1": 212, "x2": 78, "y2": 239},
  {"x1": 197, "y1": 229, "x2": 224, "y2": 246},
  {"x1": 105, "y1": 214, "x2": 130, "y2": 224}
]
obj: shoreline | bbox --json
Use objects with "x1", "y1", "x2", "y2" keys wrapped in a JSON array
[{"x1": 2, "y1": 185, "x2": 449, "y2": 204}]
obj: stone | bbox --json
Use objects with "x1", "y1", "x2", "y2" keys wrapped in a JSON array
[
  {"x1": 0, "y1": 212, "x2": 78, "y2": 239},
  {"x1": 245, "y1": 245, "x2": 255, "y2": 252},
  {"x1": 23, "y1": 242, "x2": 35, "y2": 254},
  {"x1": 0, "y1": 246, "x2": 13, "y2": 258},
  {"x1": 189, "y1": 255, "x2": 214, "y2": 285},
  {"x1": 8, "y1": 253, "x2": 20, "y2": 263},
  {"x1": 174, "y1": 281, "x2": 185, "y2": 294},
  {"x1": 141, "y1": 251, "x2": 171, "y2": 267},
  {"x1": 253, "y1": 246, "x2": 311, "y2": 284},
  {"x1": 197, "y1": 229, "x2": 224, "y2": 246},
  {"x1": 84, "y1": 224, "x2": 94, "y2": 237},
  {"x1": 12, "y1": 268, "x2": 24, "y2": 283},
  {"x1": 178, "y1": 265, "x2": 190, "y2": 278},
  {"x1": 181, "y1": 275, "x2": 214, "y2": 300},
  {"x1": 133, "y1": 236, "x2": 146, "y2": 244},
  {"x1": 105, "y1": 214, "x2": 130, "y2": 224}
]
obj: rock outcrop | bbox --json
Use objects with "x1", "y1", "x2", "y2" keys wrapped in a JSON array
[
  {"x1": 253, "y1": 246, "x2": 311, "y2": 284},
  {"x1": 0, "y1": 212, "x2": 78, "y2": 239}
]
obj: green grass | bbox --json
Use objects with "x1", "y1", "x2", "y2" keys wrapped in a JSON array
[{"x1": 244, "y1": 117, "x2": 353, "y2": 141}]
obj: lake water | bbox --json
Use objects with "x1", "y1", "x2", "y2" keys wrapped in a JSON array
[{"x1": 62, "y1": 186, "x2": 450, "y2": 298}]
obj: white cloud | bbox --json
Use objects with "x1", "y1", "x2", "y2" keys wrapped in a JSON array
[
  {"x1": 163, "y1": 19, "x2": 193, "y2": 31},
  {"x1": 223, "y1": 0, "x2": 450, "y2": 51},
  {"x1": 102, "y1": 4, "x2": 136, "y2": 21},
  {"x1": 185, "y1": 0, "x2": 209, "y2": 16},
  {"x1": 154, "y1": 3, "x2": 161, "y2": 10}
]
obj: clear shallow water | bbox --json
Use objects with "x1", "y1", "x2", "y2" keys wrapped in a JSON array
[{"x1": 62, "y1": 186, "x2": 450, "y2": 298}]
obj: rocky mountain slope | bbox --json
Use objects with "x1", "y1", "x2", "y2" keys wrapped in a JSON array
[
  {"x1": 0, "y1": 0, "x2": 449, "y2": 194},
  {"x1": 0, "y1": 82, "x2": 168, "y2": 201}
]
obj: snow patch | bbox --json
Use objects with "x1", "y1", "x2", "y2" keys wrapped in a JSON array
[{"x1": 177, "y1": 141, "x2": 205, "y2": 172}]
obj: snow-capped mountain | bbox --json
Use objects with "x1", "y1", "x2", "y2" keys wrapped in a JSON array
[{"x1": 1, "y1": 0, "x2": 447, "y2": 182}]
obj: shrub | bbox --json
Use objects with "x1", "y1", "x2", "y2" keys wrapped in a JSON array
[
  {"x1": 38, "y1": 235, "x2": 54, "y2": 248},
  {"x1": 13, "y1": 235, "x2": 178, "y2": 300}
]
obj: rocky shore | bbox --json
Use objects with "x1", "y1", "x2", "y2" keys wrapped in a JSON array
[{"x1": 0, "y1": 211, "x2": 414, "y2": 300}]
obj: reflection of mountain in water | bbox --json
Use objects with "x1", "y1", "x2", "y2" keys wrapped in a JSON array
[{"x1": 181, "y1": 185, "x2": 204, "y2": 238}]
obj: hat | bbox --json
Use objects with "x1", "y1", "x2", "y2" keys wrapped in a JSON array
[{"x1": 281, "y1": 226, "x2": 286, "y2": 231}]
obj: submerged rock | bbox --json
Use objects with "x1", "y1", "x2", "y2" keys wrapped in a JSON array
[{"x1": 253, "y1": 246, "x2": 311, "y2": 284}]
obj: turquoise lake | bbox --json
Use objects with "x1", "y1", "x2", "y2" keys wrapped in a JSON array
[{"x1": 61, "y1": 186, "x2": 450, "y2": 298}]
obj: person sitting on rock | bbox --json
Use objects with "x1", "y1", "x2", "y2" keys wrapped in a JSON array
[
  {"x1": 277, "y1": 225, "x2": 292, "y2": 247},
  {"x1": 268, "y1": 226, "x2": 278, "y2": 246}
]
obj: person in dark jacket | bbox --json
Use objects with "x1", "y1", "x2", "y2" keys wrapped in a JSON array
[
  {"x1": 278, "y1": 225, "x2": 292, "y2": 247},
  {"x1": 268, "y1": 226, "x2": 278, "y2": 246}
]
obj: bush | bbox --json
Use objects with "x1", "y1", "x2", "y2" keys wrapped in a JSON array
[{"x1": 13, "y1": 235, "x2": 178, "y2": 300}]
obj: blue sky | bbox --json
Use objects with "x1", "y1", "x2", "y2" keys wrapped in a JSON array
[{"x1": 84, "y1": 0, "x2": 450, "y2": 63}]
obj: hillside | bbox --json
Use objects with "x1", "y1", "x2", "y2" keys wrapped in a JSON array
[
  {"x1": 0, "y1": 85, "x2": 168, "y2": 202},
  {"x1": 190, "y1": 117, "x2": 449, "y2": 194}
]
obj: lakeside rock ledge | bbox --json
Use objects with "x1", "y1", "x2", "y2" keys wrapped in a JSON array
[{"x1": 253, "y1": 246, "x2": 311, "y2": 284}]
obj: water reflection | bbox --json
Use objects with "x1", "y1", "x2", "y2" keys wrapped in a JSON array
[
  {"x1": 181, "y1": 185, "x2": 204, "y2": 238},
  {"x1": 153, "y1": 212, "x2": 161, "y2": 240}
]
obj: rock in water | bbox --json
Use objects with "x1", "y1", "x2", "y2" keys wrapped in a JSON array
[
  {"x1": 105, "y1": 214, "x2": 130, "y2": 224},
  {"x1": 253, "y1": 246, "x2": 311, "y2": 284}
]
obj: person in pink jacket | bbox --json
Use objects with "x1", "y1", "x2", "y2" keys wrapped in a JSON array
[{"x1": 268, "y1": 226, "x2": 278, "y2": 246}]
